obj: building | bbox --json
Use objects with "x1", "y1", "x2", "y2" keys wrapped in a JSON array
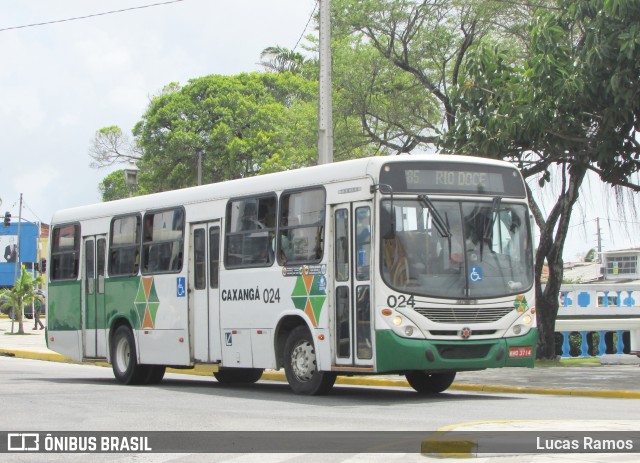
[
  {"x1": 0, "y1": 221, "x2": 42, "y2": 288},
  {"x1": 602, "y1": 248, "x2": 640, "y2": 281}
]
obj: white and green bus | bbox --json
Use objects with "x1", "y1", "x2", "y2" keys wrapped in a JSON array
[{"x1": 46, "y1": 155, "x2": 536, "y2": 395}]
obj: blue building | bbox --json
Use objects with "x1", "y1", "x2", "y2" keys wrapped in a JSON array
[{"x1": 0, "y1": 222, "x2": 39, "y2": 288}]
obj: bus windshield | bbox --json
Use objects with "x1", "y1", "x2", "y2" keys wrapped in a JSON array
[{"x1": 381, "y1": 199, "x2": 533, "y2": 299}]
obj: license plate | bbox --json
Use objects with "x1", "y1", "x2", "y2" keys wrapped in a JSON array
[{"x1": 508, "y1": 346, "x2": 533, "y2": 358}]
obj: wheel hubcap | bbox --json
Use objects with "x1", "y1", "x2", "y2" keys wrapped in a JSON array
[
  {"x1": 291, "y1": 340, "x2": 315, "y2": 382},
  {"x1": 115, "y1": 338, "x2": 130, "y2": 374}
]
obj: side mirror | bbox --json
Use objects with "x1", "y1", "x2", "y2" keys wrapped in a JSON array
[{"x1": 380, "y1": 204, "x2": 395, "y2": 240}]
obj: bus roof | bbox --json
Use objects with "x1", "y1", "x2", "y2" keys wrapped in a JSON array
[{"x1": 51, "y1": 154, "x2": 519, "y2": 224}]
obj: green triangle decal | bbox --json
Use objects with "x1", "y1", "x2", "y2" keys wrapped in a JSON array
[
  {"x1": 291, "y1": 277, "x2": 308, "y2": 297},
  {"x1": 291, "y1": 295, "x2": 307, "y2": 311},
  {"x1": 310, "y1": 295, "x2": 326, "y2": 322}
]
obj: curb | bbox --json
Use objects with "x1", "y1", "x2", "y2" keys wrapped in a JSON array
[{"x1": 2, "y1": 348, "x2": 640, "y2": 399}]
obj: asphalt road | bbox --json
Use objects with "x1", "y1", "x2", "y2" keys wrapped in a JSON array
[{"x1": 2, "y1": 357, "x2": 640, "y2": 463}]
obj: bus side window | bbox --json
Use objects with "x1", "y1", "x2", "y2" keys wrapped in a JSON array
[
  {"x1": 109, "y1": 215, "x2": 141, "y2": 277},
  {"x1": 225, "y1": 195, "x2": 276, "y2": 268},
  {"x1": 51, "y1": 224, "x2": 81, "y2": 281},
  {"x1": 279, "y1": 188, "x2": 325, "y2": 265},
  {"x1": 141, "y1": 208, "x2": 185, "y2": 274}
]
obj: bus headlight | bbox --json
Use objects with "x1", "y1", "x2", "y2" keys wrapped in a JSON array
[
  {"x1": 381, "y1": 309, "x2": 424, "y2": 339},
  {"x1": 509, "y1": 311, "x2": 535, "y2": 336}
]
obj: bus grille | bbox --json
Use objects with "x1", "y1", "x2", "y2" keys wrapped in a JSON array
[
  {"x1": 436, "y1": 344, "x2": 492, "y2": 359},
  {"x1": 414, "y1": 306, "x2": 514, "y2": 324}
]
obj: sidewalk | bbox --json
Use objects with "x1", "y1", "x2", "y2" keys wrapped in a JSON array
[{"x1": 1, "y1": 316, "x2": 640, "y2": 398}]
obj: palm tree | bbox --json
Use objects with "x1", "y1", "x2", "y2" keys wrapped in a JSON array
[
  {"x1": 0, "y1": 264, "x2": 45, "y2": 335},
  {"x1": 259, "y1": 46, "x2": 307, "y2": 74}
]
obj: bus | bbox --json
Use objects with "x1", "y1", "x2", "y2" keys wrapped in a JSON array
[{"x1": 46, "y1": 155, "x2": 536, "y2": 395}]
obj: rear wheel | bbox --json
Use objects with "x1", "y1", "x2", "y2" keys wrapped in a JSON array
[
  {"x1": 283, "y1": 326, "x2": 336, "y2": 395},
  {"x1": 405, "y1": 371, "x2": 456, "y2": 394},
  {"x1": 111, "y1": 326, "x2": 147, "y2": 385},
  {"x1": 214, "y1": 368, "x2": 263, "y2": 384}
]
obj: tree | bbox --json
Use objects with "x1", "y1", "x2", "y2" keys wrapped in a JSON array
[
  {"x1": 443, "y1": 0, "x2": 640, "y2": 358},
  {"x1": 89, "y1": 125, "x2": 142, "y2": 169},
  {"x1": 98, "y1": 169, "x2": 148, "y2": 202},
  {"x1": 329, "y1": 0, "x2": 640, "y2": 358},
  {"x1": 0, "y1": 265, "x2": 45, "y2": 335},
  {"x1": 259, "y1": 46, "x2": 307, "y2": 74},
  {"x1": 93, "y1": 68, "x2": 377, "y2": 191},
  {"x1": 330, "y1": 0, "x2": 538, "y2": 151},
  {"x1": 585, "y1": 248, "x2": 597, "y2": 263}
]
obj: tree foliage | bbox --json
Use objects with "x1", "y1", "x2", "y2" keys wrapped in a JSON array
[
  {"x1": 93, "y1": 69, "x2": 376, "y2": 196},
  {"x1": 331, "y1": 0, "x2": 537, "y2": 151},
  {"x1": 443, "y1": 0, "x2": 640, "y2": 357},
  {"x1": 330, "y1": 0, "x2": 639, "y2": 358},
  {"x1": 89, "y1": 125, "x2": 141, "y2": 169},
  {"x1": 98, "y1": 169, "x2": 148, "y2": 202},
  {"x1": 259, "y1": 46, "x2": 308, "y2": 74},
  {"x1": 132, "y1": 73, "x2": 312, "y2": 191}
]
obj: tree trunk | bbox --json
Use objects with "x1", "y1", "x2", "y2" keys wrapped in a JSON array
[
  {"x1": 535, "y1": 251, "x2": 563, "y2": 358},
  {"x1": 17, "y1": 296, "x2": 24, "y2": 335},
  {"x1": 530, "y1": 164, "x2": 587, "y2": 359}
]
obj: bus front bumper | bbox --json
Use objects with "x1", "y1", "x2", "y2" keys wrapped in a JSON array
[{"x1": 375, "y1": 328, "x2": 538, "y2": 373}]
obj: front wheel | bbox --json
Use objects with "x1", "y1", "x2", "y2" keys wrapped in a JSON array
[
  {"x1": 405, "y1": 371, "x2": 456, "y2": 394},
  {"x1": 111, "y1": 326, "x2": 148, "y2": 385},
  {"x1": 283, "y1": 326, "x2": 336, "y2": 395}
]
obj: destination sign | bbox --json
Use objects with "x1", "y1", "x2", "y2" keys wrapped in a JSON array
[{"x1": 380, "y1": 161, "x2": 526, "y2": 197}]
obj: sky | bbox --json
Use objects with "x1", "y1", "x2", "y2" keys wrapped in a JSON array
[
  {"x1": 1, "y1": 0, "x2": 638, "y2": 261},
  {"x1": 0, "y1": 0, "x2": 315, "y2": 222}
]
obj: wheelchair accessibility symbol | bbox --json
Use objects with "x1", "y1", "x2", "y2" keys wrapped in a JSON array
[
  {"x1": 176, "y1": 277, "x2": 186, "y2": 297},
  {"x1": 469, "y1": 266, "x2": 483, "y2": 283}
]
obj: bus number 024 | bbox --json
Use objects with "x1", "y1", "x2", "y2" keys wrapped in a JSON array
[
  {"x1": 264, "y1": 288, "x2": 280, "y2": 304},
  {"x1": 387, "y1": 294, "x2": 415, "y2": 308}
]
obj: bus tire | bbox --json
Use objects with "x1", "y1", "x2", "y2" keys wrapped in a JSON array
[
  {"x1": 214, "y1": 368, "x2": 263, "y2": 384},
  {"x1": 283, "y1": 326, "x2": 336, "y2": 395},
  {"x1": 144, "y1": 365, "x2": 166, "y2": 385},
  {"x1": 111, "y1": 326, "x2": 147, "y2": 385},
  {"x1": 405, "y1": 371, "x2": 456, "y2": 394}
]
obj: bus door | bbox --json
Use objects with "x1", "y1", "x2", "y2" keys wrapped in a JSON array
[
  {"x1": 189, "y1": 222, "x2": 222, "y2": 363},
  {"x1": 333, "y1": 202, "x2": 373, "y2": 367},
  {"x1": 82, "y1": 235, "x2": 107, "y2": 358}
]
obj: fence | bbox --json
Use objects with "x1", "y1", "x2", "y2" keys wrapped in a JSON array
[{"x1": 554, "y1": 283, "x2": 640, "y2": 358}]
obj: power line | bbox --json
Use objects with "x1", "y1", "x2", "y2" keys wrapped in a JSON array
[
  {"x1": 0, "y1": 0, "x2": 185, "y2": 33},
  {"x1": 292, "y1": 0, "x2": 318, "y2": 52}
]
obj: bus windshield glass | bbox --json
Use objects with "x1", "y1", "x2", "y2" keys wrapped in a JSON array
[{"x1": 381, "y1": 199, "x2": 533, "y2": 298}]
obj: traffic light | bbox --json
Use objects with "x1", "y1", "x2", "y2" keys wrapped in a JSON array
[
  {"x1": 40, "y1": 258, "x2": 47, "y2": 273},
  {"x1": 3, "y1": 211, "x2": 10, "y2": 227}
]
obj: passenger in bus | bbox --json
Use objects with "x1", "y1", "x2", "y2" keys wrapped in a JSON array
[
  {"x1": 240, "y1": 203, "x2": 265, "y2": 230},
  {"x1": 275, "y1": 214, "x2": 294, "y2": 264}
]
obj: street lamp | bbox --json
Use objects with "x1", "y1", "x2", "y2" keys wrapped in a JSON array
[{"x1": 124, "y1": 161, "x2": 139, "y2": 197}]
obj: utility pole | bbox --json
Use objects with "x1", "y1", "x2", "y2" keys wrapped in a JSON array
[
  {"x1": 13, "y1": 193, "x2": 23, "y2": 284},
  {"x1": 196, "y1": 149, "x2": 202, "y2": 186},
  {"x1": 317, "y1": 0, "x2": 333, "y2": 165},
  {"x1": 596, "y1": 217, "x2": 602, "y2": 263}
]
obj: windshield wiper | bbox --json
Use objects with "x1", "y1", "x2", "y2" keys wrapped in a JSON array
[
  {"x1": 418, "y1": 194, "x2": 451, "y2": 239},
  {"x1": 483, "y1": 197, "x2": 502, "y2": 241},
  {"x1": 477, "y1": 196, "x2": 502, "y2": 259}
]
